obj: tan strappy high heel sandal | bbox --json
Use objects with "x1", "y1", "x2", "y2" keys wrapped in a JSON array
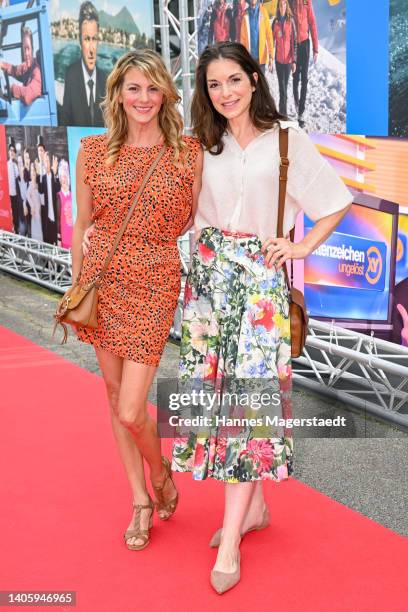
[
  {"x1": 152, "y1": 456, "x2": 179, "y2": 521},
  {"x1": 124, "y1": 494, "x2": 154, "y2": 551}
]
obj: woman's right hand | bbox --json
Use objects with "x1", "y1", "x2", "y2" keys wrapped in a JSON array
[{"x1": 82, "y1": 223, "x2": 95, "y2": 256}]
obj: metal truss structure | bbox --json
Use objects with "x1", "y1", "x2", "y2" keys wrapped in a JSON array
[
  {"x1": 155, "y1": 0, "x2": 199, "y2": 129},
  {"x1": 0, "y1": 231, "x2": 72, "y2": 292},
  {"x1": 293, "y1": 320, "x2": 408, "y2": 429},
  {"x1": 0, "y1": 230, "x2": 191, "y2": 293},
  {"x1": 1, "y1": 230, "x2": 407, "y2": 428}
]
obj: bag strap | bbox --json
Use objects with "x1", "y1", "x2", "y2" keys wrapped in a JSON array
[
  {"x1": 277, "y1": 127, "x2": 294, "y2": 289},
  {"x1": 76, "y1": 144, "x2": 167, "y2": 285}
]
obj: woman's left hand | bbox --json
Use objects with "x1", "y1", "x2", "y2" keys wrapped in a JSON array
[{"x1": 261, "y1": 237, "x2": 309, "y2": 269}]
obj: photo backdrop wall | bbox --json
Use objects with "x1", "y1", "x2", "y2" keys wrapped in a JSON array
[
  {"x1": 3, "y1": 125, "x2": 71, "y2": 246},
  {"x1": 0, "y1": 0, "x2": 407, "y2": 347}
]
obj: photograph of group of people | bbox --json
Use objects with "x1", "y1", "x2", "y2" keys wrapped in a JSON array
[
  {"x1": 5, "y1": 127, "x2": 72, "y2": 248},
  {"x1": 198, "y1": 0, "x2": 346, "y2": 133}
]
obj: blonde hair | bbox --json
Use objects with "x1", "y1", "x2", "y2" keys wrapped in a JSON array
[{"x1": 101, "y1": 49, "x2": 185, "y2": 166}]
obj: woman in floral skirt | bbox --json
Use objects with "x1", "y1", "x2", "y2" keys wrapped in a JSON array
[{"x1": 172, "y1": 42, "x2": 352, "y2": 594}]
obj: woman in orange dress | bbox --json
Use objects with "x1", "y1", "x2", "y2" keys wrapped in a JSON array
[{"x1": 71, "y1": 49, "x2": 202, "y2": 550}]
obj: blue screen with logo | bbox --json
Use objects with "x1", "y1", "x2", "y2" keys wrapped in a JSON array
[{"x1": 304, "y1": 204, "x2": 394, "y2": 321}]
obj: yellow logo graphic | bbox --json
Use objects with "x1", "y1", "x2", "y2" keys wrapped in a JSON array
[
  {"x1": 365, "y1": 246, "x2": 382, "y2": 285},
  {"x1": 396, "y1": 237, "x2": 403, "y2": 263}
]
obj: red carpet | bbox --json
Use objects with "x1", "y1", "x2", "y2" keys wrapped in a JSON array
[{"x1": 0, "y1": 325, "x2": 407, "y2": 611}]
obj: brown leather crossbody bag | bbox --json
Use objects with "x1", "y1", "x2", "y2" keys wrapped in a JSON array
[
  {"x1": 277, "y1": 127, "x2": 309, "y2": 358},
  {"x1": 53, "y1": 145, "x2": 167, "y2": 344}
]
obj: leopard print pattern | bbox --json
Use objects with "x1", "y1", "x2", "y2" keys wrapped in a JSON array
[{"x1": 76, "y1": 134, "x2": 201, "y2": 365}]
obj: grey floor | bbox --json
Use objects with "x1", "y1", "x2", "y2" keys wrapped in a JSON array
[{"x1": 1, "y1": 270, "x2": 407, "y2": 537}]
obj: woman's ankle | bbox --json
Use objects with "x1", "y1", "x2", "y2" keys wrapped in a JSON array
[
  {"x1": 248, "y1": 489, "x2": 266, "y2": 513},
  {"x1": 219, "y1": 533, "x2": 241, "y2": 550},
  {"x1": 150, "y1": 457, "x2": 168, "y2": 486},
  {"x1": 150, "y1": 466, "x2": 168, "y2": 489},
  {"x1": 132, "y1": 490, "x2": 150, "y2": 505}
]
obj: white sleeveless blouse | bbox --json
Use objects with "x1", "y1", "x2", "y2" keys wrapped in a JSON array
[{"x1": 194, "y1": 121, "x2": 353, "y2": 241}]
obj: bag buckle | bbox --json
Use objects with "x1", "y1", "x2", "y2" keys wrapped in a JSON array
[{"x1": 279, "y1": 156, "x2": 289, "y2": 181}]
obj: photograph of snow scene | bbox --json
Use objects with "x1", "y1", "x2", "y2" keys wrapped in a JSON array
[
  {"x1": 389, "y1": 0, "x2": 408, "y2": 137},
  {"x1": 196, "y1": 0, "x2": 346, "y2": 134}
]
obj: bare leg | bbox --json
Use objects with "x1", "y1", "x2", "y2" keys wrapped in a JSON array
[
  {"x1": 240, "y1": 481, "x2": 267, "y2": 532},
  {"x1": 95, "y1": 347, "x2": 150, "y2": 547},
  {"x1": 213, "y1": 482, "x2": 255, "y2": 573},
  {"x1": 117, "y1": 359, "x2": 177, "y2": 519},
  {"x1": 212, "y1": 480, "x2": 267, "y2": 543}
]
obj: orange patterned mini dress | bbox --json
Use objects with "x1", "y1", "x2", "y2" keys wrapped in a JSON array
[{"x1": 76, "y1": 134, "x2": 201, "y2": 365}]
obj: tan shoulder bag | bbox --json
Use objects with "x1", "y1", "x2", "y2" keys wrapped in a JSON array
[
  {"x1": 53, "y1": 145, "x2": 167, "y2": 344},
  {"x1": 277, "y1": 127, "x2": 308, "y2": 358}
]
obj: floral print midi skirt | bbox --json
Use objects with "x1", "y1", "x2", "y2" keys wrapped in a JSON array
[{"x1": 171, "y1": 227, "x2": 294, "y2": 483}]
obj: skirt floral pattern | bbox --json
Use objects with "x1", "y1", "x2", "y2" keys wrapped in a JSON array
[{"x1": 171, "y1": 227, "x2": 294, "y2": 483}]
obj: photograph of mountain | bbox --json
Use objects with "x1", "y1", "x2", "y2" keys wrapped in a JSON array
[{"x1": 98, "y1": 7, "x2": 141, "y2": 35}]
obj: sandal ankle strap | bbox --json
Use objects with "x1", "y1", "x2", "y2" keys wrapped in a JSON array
[{"x1": 132, "y1": 495, "x2": 154, "y2": 510}]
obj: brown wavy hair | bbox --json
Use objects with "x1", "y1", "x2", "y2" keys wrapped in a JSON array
[
  {"x1": 101, "y1": 49, "x2": 185, "y2": 166},
  {"x1": 276, "y1": 0, "x2": 294, "y2": 19},
  {"x1": 191, "y1": 42, "x2": 285, "y2": 154}
]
